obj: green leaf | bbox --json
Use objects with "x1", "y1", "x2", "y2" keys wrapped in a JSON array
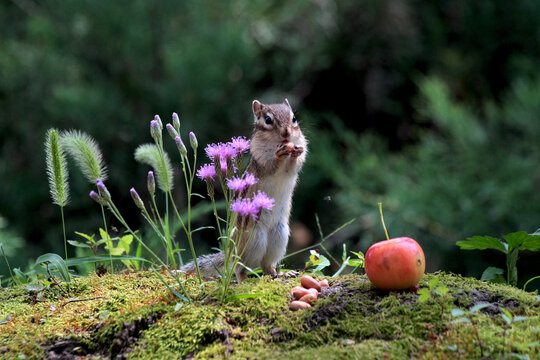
[
  {"x1": 35, "y1": 253, "x2": 70, "y2": 283},
  {"x1": 480, "y1": 266, "x2": 505, "y2": 282},
  {"x1": 428, "y1": 277, "x2": 439, "y2": 290},
  {"x1": 451, "y1": 308, "x2": 466, "y2": 317},
  {"x1": 435, "y1": 285, "x2": 449, "y2": 296},
  {"x1": 457, "y1": 236, "x2": 506, "y2": 253},
  {"x1": 74, "y1": 231, "x2": 96, "y2": 245},
  {"x1": 313, "y1": 254, "x2": 331, "y2": 273},
  {"x1": 109, "y1": 248, "x2": 125, "y2": 256},
  {"x1": 520, "y1": 235, "x2": 540, "y2": 252},
  {"x1": 501, "y1": 313, "x2": 512, "y2": 325},
  {"x1": 117, "y1": 234, "x2": 133, "y2": 254},
  {"x1": 503, "y1": 232, "x2": 539, "y2": 251},
  {"x1": 469, "y1": 303, "x2": 491, "y2": 313},
  {"x1": 67, "y1": 240, "x2": 92, "y2": 249},
  {"x1": 13, "y1": 268, "x2": 28, "y2": 284},
  {"x1": 513, "y1": 316, "x2": 528, "y2": 322},
  {"x1": 498, "y1": 306, "x2": 512, "y2": 320},
  {"x1": 346, "y1": 259, "x2": 364, "y2": 267},
  {"x1": 418, "y1": 289, "x2": 430, "y2": 302}
]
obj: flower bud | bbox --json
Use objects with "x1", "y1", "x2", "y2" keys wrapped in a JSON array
[
  {"x1": 172, "y1": 112, "x2": 180, "y2": 132},
  {"x1": 147, "y1": 171, "x2": 155, "y2": 196},
  {"x1": 130, "y1": 188, "x2": 146, "y2": 210},
  {"x1": 175, "y1": 136, "x2": 187, "y2": 156},
  {"x1": 166, "y1": 123, "x2": 179, "y2": 139},
  {"x1": 154, "y1": 115, "x2": 163, "y2": 131},
  {"x1": 96, "y1": 179, "x2": 111, "y2": 201},
  {"x1": 189, "y1": 132, "x2": 198, "y2": 150},
  {"x1": 150, "y1": 120, "x2": 161, "y2": 140},
  {"x1": 89, "y1": 190, "x2": 107, "y2": 206}
]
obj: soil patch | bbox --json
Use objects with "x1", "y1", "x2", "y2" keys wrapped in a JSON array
[{"x1": 46, "y1": 313, "x2": 162, "y2": 360}]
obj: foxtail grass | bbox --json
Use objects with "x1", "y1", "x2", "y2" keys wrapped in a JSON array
[
  {"x1": 44, "y1": 128, "x2": 71, "y2": 283},
  {"x1": 60, "y1": 130, "x2": 113, "y2": 271}
]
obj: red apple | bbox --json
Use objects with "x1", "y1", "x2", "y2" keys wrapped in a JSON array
[{"x1": 364, "y1": 237, "x2": 425, "y2": 290}]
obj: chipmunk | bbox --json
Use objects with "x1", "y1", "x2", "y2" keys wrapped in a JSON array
[{"x1": 181, "y1": 99, "x2": 307, "y2": 282}]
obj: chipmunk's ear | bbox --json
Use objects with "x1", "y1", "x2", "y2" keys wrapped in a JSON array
[
  {"x1": 252, "y1": 100, "x2": 264, "y2": 117},
  {"x1": 283, "y1": 98, "x2": 291, "y2": 108}
]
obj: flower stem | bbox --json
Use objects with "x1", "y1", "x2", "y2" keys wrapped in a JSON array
[
  {"x1": 99, "y1": 203, "x2": 113, "y2": 272},
  {"x1": 106, "y1": 199, "x2": 191, "y2": 302}
]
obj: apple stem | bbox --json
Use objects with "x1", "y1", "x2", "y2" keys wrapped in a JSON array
[{"x1": 378, "y1": 202, "x2": 390, "y2": 241}]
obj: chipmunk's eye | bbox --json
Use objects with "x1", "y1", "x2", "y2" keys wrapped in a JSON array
[
  {"x1": 264, "y1": 115, "x2": 273, "y2": 125},
  {"x1": 292, "y1": 115, "x2": 297, "y2": 123}
]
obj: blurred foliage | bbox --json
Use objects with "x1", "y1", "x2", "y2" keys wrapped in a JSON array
[
  {"x1": 307, "y1": 74, "x2": 540, "y2": 285},
  {"x1": 0, "y1": 0, "x2": 539, "y2": 288}
]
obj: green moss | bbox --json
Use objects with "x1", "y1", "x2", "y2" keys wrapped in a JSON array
[{"x1": 1, "y1": 271, "x2": 539, "y2": 359}]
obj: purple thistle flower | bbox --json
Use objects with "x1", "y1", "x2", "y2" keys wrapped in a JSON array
[
  {"x1": 197, "y1": 163, "x2": 216, "y2": 181},
  {"x1": 89, "y1": 190, "x2": 107, "y2": 206},
  {"x1": 147, "y1": 171, "x2": 155, "y2": 196},
  {"x1": 252, "y1": 191, "x2": 275, "y2": 211},
  {"x1": 231, "y1": 137, "x2": 250, "y2": 154},
  {"x1": 205, "y1": 143, "x2": 237, "y2": 161},
  {"x1": 96, "y1": 178, "x2": 111, "y2": 201},
  {"x1": 243, "y1": 173, "x2": 258, "y2": 187},
  {"x1": 221, "y1": 143, "x2": 237, "y2": 159},
  {"x1": 150, "y1": 120, "x2": 161, "y2": 140},
  {"x1": 205, "y1": 143, "x2": 222, "y2": 160},
  {"x1": 219, "y1": 158, "x2": 228, "y2": 173},
  {"x1": 230, "y1": 198, "x2": 259, "y2": 219},
  {"x1": 130, "y1": 187, "x2": 145, "y2": 210},
  {"x1": 226, "y1": 176, "x2": 250, "y2": 191}
]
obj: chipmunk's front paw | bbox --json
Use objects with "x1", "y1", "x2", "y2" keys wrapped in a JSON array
[
  {"x1": 290, "y1": 146, "x2": 304, "y2": 158},
  {"x1": 276, "y1": 142, "x2": 293, "y2": 158},
  {"x1": 277, "y1": 270, "x2": 300, "y2": 279}
]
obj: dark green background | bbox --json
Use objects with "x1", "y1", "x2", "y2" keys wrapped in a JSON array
[{"x1": 1, "y1": 0, "x2": 539, "y2": 290}]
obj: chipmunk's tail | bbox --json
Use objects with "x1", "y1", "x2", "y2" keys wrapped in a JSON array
[{"x1": 180, "y1": 252, "x2": 225, "y2": 278}]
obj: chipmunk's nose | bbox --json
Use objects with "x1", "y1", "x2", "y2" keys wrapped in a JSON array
[{"x1": 281, "y1": 127, "x2": 291, "y2": 140}]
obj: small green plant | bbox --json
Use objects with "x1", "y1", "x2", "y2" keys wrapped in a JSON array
[
  {"x1": 456, "y1": 230, "x2": 540, "y2": 287},
  {"x1": 284, "y1": 215, "x2": 357, "y2": 273},
  {"x1": 418, "y1": 277, "x2": 450, "y2": 316},
  {"x1": 451, "y1": 303, "x2": 491, "y2": 358},
  {"x1": 302, "y1": 244, "x2": 364, "y2": 277}
]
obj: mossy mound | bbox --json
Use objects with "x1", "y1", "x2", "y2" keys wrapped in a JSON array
[{"x1": 0, "y1": 271, "x2": 538, "y2": 359}]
